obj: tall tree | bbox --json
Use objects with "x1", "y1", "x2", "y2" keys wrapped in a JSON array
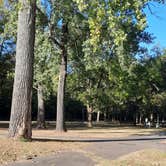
[
  {"x1": 49, "y1": 0, "x2": 85, "y2": 132},
  {"x1": 37, "y1": 84, "x2": 46, "y2": 128},
  {"x1": 8, "y1": 0, "x2": 36, "y2": 139},
  {"x1": 55, "y1": 22, "x2": 68, "y2": 132},
  {"x1": 34, "y1": 28, "x2": 58, "y2": 128}
]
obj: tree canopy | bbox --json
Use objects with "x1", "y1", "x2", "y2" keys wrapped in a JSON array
[{"x1": 0, "y1": 0, "x2": 166, "y2": 136}]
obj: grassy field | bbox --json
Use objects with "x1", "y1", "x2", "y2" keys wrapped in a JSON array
[
  {"x1": 0, "y1": 121, "x2": 165, "y2": 165},
  {"x1": 1, "y1": 121, "x2": 165, "y2": 139}
]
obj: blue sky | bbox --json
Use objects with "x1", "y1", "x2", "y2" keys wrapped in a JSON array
[{"x1": 145, "y1": 2, "x2": 166, "y2": 49}]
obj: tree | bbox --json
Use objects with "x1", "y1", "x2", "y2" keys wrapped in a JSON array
[
  {"x1": 0, "y1": 1, "x2": 19, "y2": 120},
  {"x1": 8, "y1": 0, "x2": 36, "y2": 139},
  {"x1": 34, "y1": 28, "x2": 58, "y2": 128},
  {"x1": 37, "y1": 84, "x2": 46, "y2": 128},
  {"x1": 55, "y1": 23, "x2": 68, "y2": 132},
  {"x1": 34, "y1": 6, "x2": 54, "y2": 128},
  {"x1": 49, "y1": 0, "x2": 88, "y2": 131}
]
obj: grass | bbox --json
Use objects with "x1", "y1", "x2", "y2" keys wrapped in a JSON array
[
  {"x1": 0, "y1": 121, "x2": 165, "y2": 165},
  {"x1": 33, "y1": 125, "x2": 166, "y2": 139},
  {"x1": 109, "y1": 149, "x2": 166, "y2": 166},
  {"x1": 1, "y1": 121, "x2": 165, "y2": 139},
  {"x1": 0, "y1": 138, "x2": 87, "y2": 165}
]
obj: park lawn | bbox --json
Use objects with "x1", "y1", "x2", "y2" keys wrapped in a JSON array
[
  {"x1": 0, "y1": 138, "x2": 87, "y2": 165},
  {"x1": 0, "y1": 125, "x2": 165, "y2": 165},
  {"x1": 108, "y1": 149, "x2": 166, "y2": 166},
  {"x1": 0, "y1": 122, "x2": 166, "y2": 139},
  {"x1": 1, "y1": 127, "x2": 165, "y2": 141},
  {"x1": 33, "y1": 127, "x2": 166, "y2": 139}
]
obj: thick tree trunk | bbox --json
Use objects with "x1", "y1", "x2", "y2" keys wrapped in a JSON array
[
  {"x1": 96, "y1": 111, "x2": 100, "y2": 123},
  {"x1": 56, "y1": 60, "x2": 67, "y2": 132},
  {"x1": 87, "y1": 105, "x2": 93, "y2": 128},
  {"x1": 37, "y1": 84, "x2": 46, "y2": 129},
  {"x1": 56, "y1": 23, "x2": 68, "y2": 132},
  {"x1": 8, "y1": 0, "x2": 36, "y2": 139}
]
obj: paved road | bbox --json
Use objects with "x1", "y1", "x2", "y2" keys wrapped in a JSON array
[
  {"x1": 3, "y1": 135, "x2": 166, "y2": 166},
  {"x1": 6, "y1": 152, "x2": 96, "y2": 166}
]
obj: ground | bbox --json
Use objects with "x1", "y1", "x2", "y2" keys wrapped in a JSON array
[{"x1": 0, "y1": 121, "x2": 166, "y2": 166}]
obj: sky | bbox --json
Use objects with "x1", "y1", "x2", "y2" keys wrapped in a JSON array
[{"x1": 145, "y1": 2, "x2": 166, "y2": 49}]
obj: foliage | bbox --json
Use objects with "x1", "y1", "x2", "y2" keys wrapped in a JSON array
[{"x1": 0, "y1": 0, "x2": 166, "y2": 123}]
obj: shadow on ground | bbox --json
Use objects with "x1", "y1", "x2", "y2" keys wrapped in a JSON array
[
  {"x1": 32, "y1": 136, "x2": 166, "y2": 143},
  {"x1": 1, "y1": 121, "x2": 166, "y2": 139}
]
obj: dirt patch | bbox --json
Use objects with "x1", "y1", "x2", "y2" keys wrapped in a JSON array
[
  {"x1": 0, "y1": 138, "x2": 87, "y2": 165},
  {"x1": 109, "y1": 149, "x2": 166, "y2": 166}
]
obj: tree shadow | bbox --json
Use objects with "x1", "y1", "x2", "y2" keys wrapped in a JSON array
[
  {"x1": 0, "y1": 122, "x2": 9, "y2": 129},
  {"x1": 31, "y1": 121, "x2": 139, "y2": 131},
  {"x1": 0, "y1": 121, "x2": 149, "y2": 130},
  {"x1": 1, "y1": 121, "x2": 165, "y2": 138},
  {"x1": 32, "y1": 136, "x2": 166, "y2": 143}
]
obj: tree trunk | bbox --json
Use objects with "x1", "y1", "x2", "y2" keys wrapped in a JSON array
[
  {"x1": 104, "y1": 112, "x2": 107, "y2": 122},
  {"x1": 56, "y1": 60, "x2": 66, "y2": 132},
  {"x1": 37, "y1": 84, "x2": 46, "y2": 129},
  {"x1": 111, "y1": 115, "x2": 115, "y2": 122},
  {"x1": 139, "y1": 114, "x2": 142, "y2": 125},
  {"x1": 162, "y1": 116, "x2": 164, "y2": 122},
  {"x1": 96, "y1": 111, "x2": 100, "y2": 123},
  {"x1": 157, "y1": 114, "x2": 159, "y2": 124},
  {"x1": 135, "y1": 113, "x2": 138, "y2": 124},
  {"x1": 82, "y1": 108, "x2": 85, "y2": 122},
  {"x1": 8, "y1": 0, "x2": 36, "y2": 139},
  {"x1": 133, "y1": 113, "x2": 137, "y2": 125},
  {"x1": 150, "y1": 113, "x2": 153, "y2": 122},
  {"x1": 56, "y1": 23, "x2": 68, "y2": 132},
  {"x1": 87, "y1": 104, "x2": 93, "y2": 128}
]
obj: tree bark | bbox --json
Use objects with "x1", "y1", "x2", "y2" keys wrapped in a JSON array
[
  {"x1": 104, "y1": 112, "x2": 107, "y2": 122},
  {"x1": 157, "y1": 114, "x2": 159, "y2": 124},
  {"x1": 150, "y1": 113, "x2": 153, "y2": 122},
  {"x1": 56, "y1": 23, "x2": 68, "y2": 132},
  {"x1": 8, "y1": 0, "x2": 36, "y2": 139},
  {"x1": 82, "y1": 108, "x2": 85, "y2": 122},
  {"x1": 37, "y1": 84, "x2": 46, "y2": 129},
  {"x1": 139, "y1": 113, "x2": 142, "y2": 125},
  {"x1": 111, "y1": 115, "x2": 115, "y2": 122},
  {"x1": 87, "y1": 104, "x2": 93, "y2": 128},
  {"x1": 135, "y1": 113, "x2": 138, "y2": 124},
  {"x1": 56, "y1": 59, "x2": 66, "y2": 132},
  {"x1": 96, "y1": 111, "x2": 100, "y2": 123}
]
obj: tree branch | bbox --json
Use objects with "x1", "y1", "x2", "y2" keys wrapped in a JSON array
[
  {"x1": 36, "y1": 6, "x2": 49, "y2": 23},
  {"x1": 48, "y1": 22, "x2": 63, "y2": 49},
  {"x1": 49, "y1": 36, "x2": 63, "y2": 49}
]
